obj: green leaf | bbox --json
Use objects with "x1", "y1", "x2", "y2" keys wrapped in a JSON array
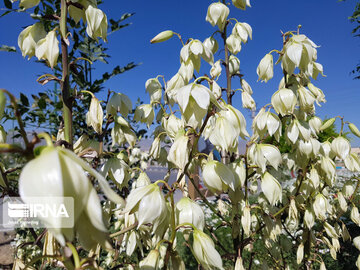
[
  {"x1": 4, "y1": 0, "x2": 12, "y2": 9},
  {"x1": 0, "y1": 45, "x2": 16, "y2": 52},
  {"x1": 20, "y1": 93, "x2": 29, "y2": 107}
]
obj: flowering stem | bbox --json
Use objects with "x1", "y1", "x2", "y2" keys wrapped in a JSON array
[
  {"x1": 110, "y1": 221, "x2": 138, "y2": 238},
  {"x1": 221, "y1": 22, "x2": 232, "y2": 104},
  {"x1": 60, "y1": 0, "x2": 73, "y2": 147},
  {"x1": 66, "y1": 242, "x2": 80, "y2": 269}
]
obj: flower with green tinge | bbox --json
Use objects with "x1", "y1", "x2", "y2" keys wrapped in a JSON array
[
  {"x1": 354, "y1": 236, "x2": 360, "y2": 251},
  {"x1": 226, "y1": 34, "x2": 242, "y2": 55},
  {"x1": 192, "y1": 229, "x2": 223, "y2": 270},
  {"x1": 0, "y1": 90, "x2": 5, "y2": 120},
  {"x1": 208, "y1": 114, "x2": 237, "y2": 152},
  {"x1": 344, "y1": 153, "x2": 360, "y2": 172},
  {"x1": 229, "y1": 55, "x2": 240, "y2": 75},
  {"x1": 297, "y1": 243, "x2": 304, "y2": 265},
  {"x1": 111, "y1": 116, "x2": 136, "y2": 147},
  {"x1": 313, "y1": 194, "x2": 328, "y2": 220},
  {"x1": 139, "y1": 249, "x2": 160, "y2": 269},
  {"x1": 17, "y1": 0, "x2": 40, "y2": 9},
  {"x1": 309, "y1": 116, "x2": 322, "y2": 135},
  {"x1": 232, "y1": 22, "x2": 252, "y2": 43},
  {"x1": 257, "y1": 54, "x2": 273, "y2": 82},
  {"x1": 150, "y1": 30, "x2": 174, "y2": 44},
  {"x1": 298, "y1": 86, "x2": 315, "y2": 112},
  {"x1": 35, "y1": 30, "x2": 59, "y2": 69},
  {"x1": 331, "y1": 136, "x2": 351, "y2": 160},
  {"x1": 261, "y1": 172, "x2": 282, "y2": 206},
  {"x1": 18, "y1": 23, "x2": 46, "y2": 59},
  {"x1": 349, "y1": 122, "x2": 360, "y2": 138},
  {"x1": 176, "y1": 197, "x2": 205, "y2": 230},
  {"x1": 209, "y1": 80, "x2": 222, "y2": 99},
  {"x1": 248, "y1": 143, "x2": 282, "y2": 173},
  {"x1": 0, "y1": 125, "x2": 6, "y2": 143},
  {"x1": 149, "y1": 137, "x2": 161, "y2": 159},
  {"x1": 229, "y1": 161, "x2": 246, "y2": 188},
  {"x1": 271, "y1": 88, "x2": 296, "y2": 116},
  {"x1": 252, "y1": 108, "x2": 281, "y2": 141},
  {"x1": 351, "y1": 206, "x2": 360, "y2": 226},
  {"x1": 222, "y1": 104, "x2": 249, "y2": 139},
  {"x1": 205, "y1": 2, "x2": 229, "y2": 31},
  {"x1": 304, "y1": 208, "x2": 315, "y2": 229},
  {"x1": 19, "y1": 145, "x2": 124, "y2": 249},
  {"x1": 167, "y1": 131, "x2": 189, "y2": 170},
  {"x1": 232, "y1": 0, "x2": 251, "y2": 10},
  {"x1": 73, "y1": 134, "x2": 100, "y2": 155},
  {"x1": 101, "y1": 157, "x2": 130, "y2": 188},
  {"x1": 307, "y1": 83, "x2": 326, "y2": 104},
  {"x1": 241, "y1": 91, "x2": 256, "y2": 110},
  {"x1": 134, "y1": 104, "x2": 155, "y2": 127},
  {"x1": 235, "y1": 257, "x2": 246, "y2": 270},
  {"x1": 203, "y1": 37, "x2": 219, "y2": 54},
  {"x1": 210, "y1": 60, "x2": 222, "y2": 79},
  {"x1": 176, "y1": 83, "x2": 217, "y2": 128},
  {"x1": 241, "y1": 79, "x2": 253, "y2": 94},
  {"x1": 286, "y1": 119, "x2": 311, "y2": 144},
  {"x1": 85, "y1": 5, "x2": 107, "y2": 41},
  {"x1": 202, "y1": 160, "x2": 236, "y2": 193},
  {"x1": 86, "y1": 97, "x2": 103, "y2": 134},
  {"x1": 162, "y1": 114, "x2": 184, "y2": 139},
  {"x1": 106, "y1": 92, "x2": 132, "y2": 117},
  {"x1": 241, "y1": 206, "x2": 251, "y2": 236},
  {"x1": 320, "y1": 156, "x2": 336, "y2": 186},
  {"x1": 180, "y1": 39, "x2": 213, "y2": 72},
  {"x1": 124, "y1": 183, "x2": 167, "y2": 231},
  {"x1": 146, "y1": 78, "x2": 162, "y2": 104}
]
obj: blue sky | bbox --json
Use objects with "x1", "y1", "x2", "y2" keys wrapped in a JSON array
[{"x1": 0, "y1": 0, "x2": 360, "y2": 146}]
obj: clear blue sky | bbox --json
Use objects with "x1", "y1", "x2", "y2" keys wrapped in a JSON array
[{"x1": 0, "y1": 0, "x2": 359, "y2": 146}]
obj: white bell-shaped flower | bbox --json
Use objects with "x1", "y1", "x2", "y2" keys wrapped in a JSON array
[
  {"x1": 241, "y1": 79, "x2": 253, "y2": 94},
  {"x1": 209, "y1": 114, "x2": 237, "y2": 152},
  {"x1": 241, "y1": 91, "x2": 256, "y2": 110},
  {"x1": 307, "y1": 83, "x2": 326, "y2": 105},
  {"x1": 167, "y1": 131, "x2": 189, "y2": 170},
  {"x1": 145, "y1": 78, "x2": 162, "y2": 104},
  {"x1": 35, "y1": 30, "x2": 59, "y2": 69},
  {"x1": 226, "y1": 34, "x2": 242, "y2": 55},
  {"x1": 223, "y1": 104, "x2": 249, "y2": 139},
  {"x1": 205, "y1": 2, "x2": 229, "y2": 31},
  {"x1": 149, "y1": 137, "x2": 161, "y2": 159},
  {"x1": 192, "y1": 229, "x2": 223, "y2": 270},
  {"x1": 111, "y1": 116, "x2": 136, "y2": 147},
  {"x1": 261, "y1": 172, "x2": 282, "y2": 206},
  {"x1": 248, "y1": 143, "x2": 282, "y2": 173},
  {"x1": 134, "y1": 104, "x2": 155, "y2": 127},
  {"x1": 106, "y1": 92, "x2": 132, "y2": 117},
  {"x1": 180, "y1": 40, "x2": 213, "y2": 72},
  {"x1": 210, "y1": 60, "x2": 222, "y2": 79},
  {"x1": 257, "y1": 54, "x2": 273, "y2": 82},
  {"x1": 229, "y1": 161, "x2": 246, "y2": 188},
  {"x1": 232, "y1": 22, "x2": 252, "y2": 43},
  {"x1": 344, "y1": 153, "x2": 360, "y2": 172},
  {"x1": 309, "y1": 116, "x2": 322, "y2": 135},
  {"x1": 19, "y1": 145, "x2": 124, "y2": 248},
  {"x1": 203, "y1": 37, "x2": 219, "y2": 54},
  {"x1": 229, "y1": 55, "x2": 240, "y2": 75},
  {"x1": 162, "y1": 114, "x2": 184, "y2": 139},
  {"x1": 331, "y1": 136, "x2": 351, "y2": 160},
  {"x1": 271, "y1": 88, "x2": 297, "y2": 116},
  {"x1": 85, "y1": 5, "x2": 107, "y2": 41},
  {"x1": 86, "y1": 96, "x2": 103, "y2": 134},
  {"x1": 139, "y1": 249, "x2": 160, "y2": 269},
  {"x1": 124, "y1": 183, "x2": 167, "y2": 231},
  {"x1": 320, "y1": 156, "x2": 336, "y2": 186},
  {"x1": 18, "y1": 22, "x2": 46, "y2": 59},
  {"x1": 101, "y1": 157, "x2": 130, "y2": 188},
  {"x1": 202, "y1": 160, "x2": 236, "y2": 193},
  {"x1": 176, "y1": 197, "x2": 205, "y2": 230},
  {"x1": 313, "y1": 194, "x2": 328, "y2": 220},
  {"x1": 298, "y1": 86, "x2": 315, "y2": 113}
]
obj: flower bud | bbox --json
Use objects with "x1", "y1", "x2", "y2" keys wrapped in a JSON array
[
  {"x1": 257, "y1": 54, "x2": 273, "y2": 82},
  {"x1": 106, "y1": 92, "x2": 132, "y2": 117},
  {"x1": 149, "y1": 137, "x2": 161, "y2": 159},
  {"x1": 297, "y1": 243, "x2": 304, "y2": 264},
  {"x1": 241, "y1": 91, "x2": 256, "y2": 110},
  {"x1": 35, "y1": 30, "x2": 59, "y2": 69},
  {"x1": 261, "y1": 172, "x2": 282, "y2": 205},
  {"x1": 349, "y1": 122, "x2": 360, "y2": 138},
  {"x1": 150, "y1": 30, "x2": 174, "y2": 44},
  {"x1": 232, "y1": 0, "x2": 251, "y2": 10},
  {"x1": 176, "y1": 197, "x2": 205, "y2": 230},
  {"x1": 203, "y1": 37, "x2": 219, "y2": 54},
  {"x1": 320, "y1": 118, "x2": 335, "y2": 131},
  {"x1": 304, "y1": 208, "x2": 315, "y2": 229},
  {"x1": 331, "y1": 136, "x2": 350, "y2": 160},
  {"x1": 202, "y1": 160, "x2": 236, "y2": 193},
  {"x1": 271, "y1": 88, "x2": 296, "y2": 116},
  {"x1": 320, "y1": 156, "x2": 336, "y2": 186},
  {"x1": 167, "y1": 132, "x2": 189, "y2": 170},
  {"x1": 192, "y1": 229, "x2": 223, "y2": 270},
  {"x1": 241, "y1": 206, "x2": 251, "y2": 236},
  {"x1": 85, "y1": 5, "x2": 107, "y2": 41},
  {"x1": 86, "y1": 97, "x2": 103, "y2": 134},
  {"x1": 351, "y1": 206, "x2": 360, "y2": 226},
  {"x1": 18, "y1": 22, "x2": 46, "y2": 59},
  {"x1": 241, "y1": 79, "x2": 253, "y2": 94},
  {"x1": 307, "y1": 83, "x2": 326, "y2": 104},
  {"x1": 205, "y1": 2, "x2": 229, "y2": 31},
  {"x1": 344, "y1": 153, "x2": 360, "y2": 172}
]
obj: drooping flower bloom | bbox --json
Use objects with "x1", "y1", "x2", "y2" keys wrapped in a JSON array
[
  {"x1": 18, "y1": 23, "x2": 46, "y2": 59},
  {"x1": 176, "y1": 197, "x2": 205, "y2": 230},
  {"x1": 85, "y1": 5, "x2": 108, "y2": 41},
  {"x1": 232, "y1": 0, "x2": 251, "y2": 10},
  {"x1": 86, "y1": 96, "x2": 103, "y2": 134},
  {"x1": 205, "y1": 2, "x2": 229, "y2": 31},
  {"x1": 167, "y1": 131, "x2": 189, "y2": 170},
  {"x1": 35, "y1": 30, "x2": 59, "y2": 69}
]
